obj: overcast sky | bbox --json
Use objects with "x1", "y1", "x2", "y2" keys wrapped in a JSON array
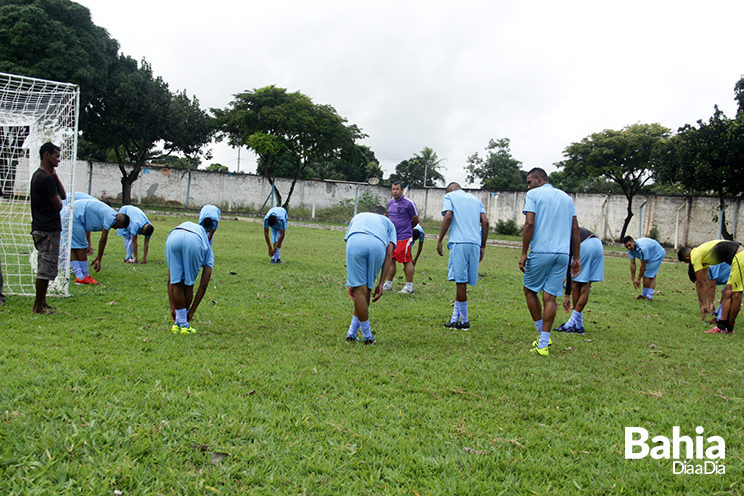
[{"x1": 78, "y1": 0, "x2": 743, "y2": 187}]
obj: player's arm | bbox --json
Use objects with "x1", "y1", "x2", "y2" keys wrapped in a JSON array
[
  {"x1": 264, "y1": 228, "x2": 274, "y2": 255},
  {"x1": 569, "y1": 217, "x2": 581, "y2": 277},
  {"x1": 188, "y1": 266, "x2": 212, "y2": 322},
  {"x1": 131, "y1": 234, "x2": 139, "y2": 263},
  {"x1": 695, "y1": 269, "x2": 712, "y2": 321},
  {"x1": 49, "y1": 165, "x2": 66, "y2": 202},
  {"x1": 638, "y1": 261, "x2": 647, "y2": 283},
  {"x1": 519, "y1": 212, "x2": 535, "y2": 273},
  {"x1": 86, "y1": 231, "x2": 94, "y2": 255},
  {"x1": 437, "y1": 211, "x2": 453, "y2": 257},
  {"x1": 629, "y1": 258, "x2": 638, "y2": 287},
  {"x1": 142, "y1": 236, "x2": 150, "y2": 264},
  {"x1": 410, "y1": 215, "x2": 420, "y2": 230},
  {"x1": 275, "y1": 229, "x2": 285, "y2": 248},
  {"x1": 92, "y1": 229, "x2": 110, "y2": 272},
  {"x1": 412, "y1": 237, "x2": 424, "y2": 266},
  {"x1": 373, "y1": 242, "x2": 394, "y2": 302},
  {"x1": 479, "y1": 212, "x2": 489, "y2": 262}
]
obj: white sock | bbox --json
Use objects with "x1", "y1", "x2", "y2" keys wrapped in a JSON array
[
  {"x1": 458, "y1": 300, "x2": 469, "y2": 323},
  {"x1": 405, "y1": 282, "x2": 413, "y2": 291},
  {"x1": 450, "y1": 303, "x2": 460, "y2": 323},
  {"x1": 539, "y1": 331, "x2": 551, "y2": 348},
  {"x1": 175, "y1": 308, "x2": 188, "y2": 327},
  {"x1": 383, "y1": 281, "x2": 392, "y2": 290},
  {"x1": 347, "y1": 315, "x2": 360, "y2": 337},
  {"x1": 360, "y1": 319, "x2": 372, "y2": 340},
  {"x1": 572, "y1": 310, "x2": 582, "y2": 328}
]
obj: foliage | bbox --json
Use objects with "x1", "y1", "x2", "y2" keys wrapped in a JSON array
[
  {"x1": 212, "y1": 86, "x2": 366, "y2": 208},
  {"x1": 151, "y1": 155, "x2": 201, "y2": 169},
  {"x1": 493, "y1": 218, "x2": 522, "y2": 236},
  {"x1": 653, "y1": 107, "x2": 744, "y2": 239},
  {"x1": 206, "y1": 163, "x2": 229, "y2": 172},
  {"x1": 389, "y1": 147, "x2": 445, "y2": 188},
  {"x1": 465, "y1": 138, "x2": 526, "y2": 191},
  {"x1": 557, "y1": 123, "x2": 671, "y2": 240},
  {"x1": 84, "y1": 56, "x2": 213, "y2": 203},
  {"x1": 0, "y1": 216, "x2": 740, "y2": 494}
]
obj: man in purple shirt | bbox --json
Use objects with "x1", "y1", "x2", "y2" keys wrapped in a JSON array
[{"x1": 382, "y1": 181, "x2": 420, "y2": 294}]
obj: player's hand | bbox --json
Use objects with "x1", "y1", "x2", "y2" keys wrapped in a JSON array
[
  {"x1": 479, "y1": 247, "x2": 485, "y2": 262},
  {"x1": 187, "y1": 308, "x2": 195, "y2": 323},
  {"x1": 348, "y1": 287, "x2": 355, "y2": 300},
  {"x1": 570, "y1": 259, "x2": 581, "y2": 278},
  {"x1": 633, "y1": 279, "x2": 641, "y2": 289},
  {"x1": 91, "y1": 259, "x2": 101, "y2": 272},
  {"x1": 86, "y1": 246, "x2": 94, "y2": 255},
  {"x1": 519, "y1": 253, "x2": 527, "y2": 273},
  {"x1": 563, "y1": 297, "x2": 571, "y2": 313},
  {"x1": 436, "y1": 240, "x2": 444, "y2": 257},
  {"x1": 700, "y1": 304, "x2": 709, "y2": 322},
  {"x1": 372, "y1": 284, "x2": 383, "y2": 302}
]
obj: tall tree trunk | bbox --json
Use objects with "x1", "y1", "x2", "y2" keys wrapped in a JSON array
[
  {"x1": 719, "y1": 195, "x2": 733, "y2": 240},
  {"x1": 619, "y1": 195, "x2": 634, "y2": 241},
  {"x1": 282, "y1": 158, "x2": 308, "y2": 209}
]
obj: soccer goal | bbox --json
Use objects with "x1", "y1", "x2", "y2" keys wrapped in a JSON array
[{"x1": 0, "y1": 72, "x2": 79, "y2": 297}]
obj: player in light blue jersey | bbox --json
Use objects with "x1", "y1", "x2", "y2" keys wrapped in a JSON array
[
  {"x1": 437, "y1": 183, "x2": 489, "y2": 330},
  {"x1": 117, "y1": 205, "x2": 154, "y2": 264},
  {"x1": 65, "y1": 198, "x2": 130, "y2": 284},
  {"x1": 344, "y1": 206, "x2": 396, "y2": 345},
  {"x1": 263, "y1": 206, "x2": 288, "y2": 264},
  {"x1": 412, "y1": 224, "x2": 425, "y2": 268},
  {"x1": 520, "y1": 168, "x2": 580, "y2": 356},
  {"x1": 199, "y1": 205, "x2": 221, "y2": 246},
  {"x1": 166, "y1": 207, "x2": 218, "y2": 334},
  {"x1": 622, "y1": 236, "x2": 666, "y2": 300}
]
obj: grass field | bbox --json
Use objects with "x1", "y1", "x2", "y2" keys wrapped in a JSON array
[{"x1": 0, "y1": 215, "x2": 741, "y2": 495}]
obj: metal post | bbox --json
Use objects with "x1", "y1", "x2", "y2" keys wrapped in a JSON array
[{"x1": 674, "y1": 201, "x2": 687, "y2": 249}]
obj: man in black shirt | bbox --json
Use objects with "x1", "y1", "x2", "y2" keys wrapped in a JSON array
[{"x1": 30, "y1": 142, "x2": 66, "y2": 314}]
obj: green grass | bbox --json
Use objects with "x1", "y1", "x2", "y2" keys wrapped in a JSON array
[{"x1": 0, "y1": 216, "x2": 741, "y2": 494}]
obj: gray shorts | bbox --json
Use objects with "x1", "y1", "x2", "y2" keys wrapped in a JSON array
[{"x1": 32, "y1": 231, "x2": 60, "y2": 281}]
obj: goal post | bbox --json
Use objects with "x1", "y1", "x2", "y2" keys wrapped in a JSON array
[{"x1": 0, "y1": 72, "x2": 79, "y2": 297}]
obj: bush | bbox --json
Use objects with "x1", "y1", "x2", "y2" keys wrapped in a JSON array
[{"x1": 494, "y1": 218, "x2": 522, "y2": 236}]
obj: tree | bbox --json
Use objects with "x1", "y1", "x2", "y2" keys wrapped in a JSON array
[
  {"x1": 465, "y1": 138, "x2": 526, "y2": 190},
  {"x1": 213, "y1": 86, "x2": 366, "y2": 208},
  {"x1": 84, "y1": 56, "x2": 213, "y2": 203},
  {"x1": 205, "y1": 163, "x2": 228, "y2": 172},
  {"x1": 654, "y1": 107, "x2": 744, "y2": 238},
  {"x1": 557, "y1": 123, "x2": 671, "y2": 240},
  {"x1": 389, "y1": 147, "x2": 445, "y2": 188}
]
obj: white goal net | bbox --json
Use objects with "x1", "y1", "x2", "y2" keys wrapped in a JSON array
[{"x1": 0, "y1": 72, "x2": 79, "y2": 297}]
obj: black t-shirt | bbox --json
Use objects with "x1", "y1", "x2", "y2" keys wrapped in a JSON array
[{"x1": 30, "y1": 168, "x2": 61, "y2": 232}]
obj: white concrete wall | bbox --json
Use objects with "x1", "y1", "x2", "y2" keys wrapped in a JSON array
[{"x1": 73, "y1": 160, "x2": 742, "y2": 247}]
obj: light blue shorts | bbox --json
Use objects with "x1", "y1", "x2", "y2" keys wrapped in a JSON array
[
  {"x1": 574, "y1": 237, "x2": 604, "y2": 283},
  {"x1": 346, "y1": 234, "x2": 386, "y2": 289},
  {"x1": 709, "y1": 263, "x2": 731, "y2": 286},
  {"x1": 641, "y1": 256, "x2": 664, "y2": 279},
  {"x1": 70, "y1": 217, "x2": 89, "y2": 250},
  {"x1": 270, "y1": 227, "x2": 285, "y2": 244},
  {"x1": 524, "y1": 252, "x2": 569, "y2": 296},
  {"x1": 447, "y1": 243, "x2": 480, "y2": 286},
  {"x1": 166, "y1": 229, "x2": 205, "y2": 286}
]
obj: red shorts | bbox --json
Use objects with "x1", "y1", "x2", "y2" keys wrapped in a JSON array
[{"x1": 392, "y1": 238, "x2": 413, "y2": 263}]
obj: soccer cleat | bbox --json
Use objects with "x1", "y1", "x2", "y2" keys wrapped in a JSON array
[
  {"x1": 704, "y1": 327, "x2": 725, "y2": 334},
  {"x1": 74, "y1": 277, "x2": 87, "y2": 285},
  {"x1": 178, "y1": 324, "x2": 196, "y2": 334},
  {"x1": 531, "y1": 337, "x2": 553, "y2": 347},
  {"x1": 398, "y1": 287, "x2": 414, "y2": 295},
  {"x1": 636, "y1": 295, "x2": 648, "y2": 300},
  {"x1": 553, "y1": 322, "x2": 571, "y2": 332},
  {"x1": 84, "y1": 276, "x2": 99, "y2": 285},
  {"x1": 459, "y1": 322, "x2": 470, "y2": 330},
  {"x1": 124, "y1": 258, "x2": 135, "y2": 264},
  {"x1": 567, "y1": 326, "x2": 586, "y2": 334},
  {"x1": 530, "y1": 342, "x2": 549, "y2": 356},
  {"x1": 363, "y1": 336, "x2": 376, "y2": 345},
  {"x1": 346, "y1": 334, "x2": 360, "y2": 342},
  {"x1": 275, "y1": 259, "x2": 282, "y2": 264},
  {"x1": 444, "y1": 320, "x2": 460, "y2": 329},
  {"x1": 382, "y1": 283, "x2": 393, "y2": 291},
  {"x1": 171, "y1": 324, "x2": 181, "y2": 334},
  {"x1": 270, "y1": 259, "x2": 276, "y2": 264}
]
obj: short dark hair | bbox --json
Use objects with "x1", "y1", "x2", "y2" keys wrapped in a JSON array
[
  {"x1": 677, "y1": 246, "x2": 692, "y2": 262},
  {"x1": 142, "y1": 224, "x2": 155, "y2": 237},
  {"x1": 200, "y1": 217, "x2": 214, "y2": 230},
  {"x1": 39, "y1": 142, "x2": 60, "y2": 160},
  {"x1": 391, "y1": 181, "x2": 402, "y2": 188},
  {"x1": 268, "y1": 214, "x2": 278, "y2": 226},
  {"x1": 117, "y1": 213, "x2": 130, "y2": 229},
  {"x1": 526, "y1": 168, "x2": 548, "y2": 181},
  {"x1": 622, "y1": 236, "x2": 634, "y2": 245},
  {"x1": 368, "y1": 205, "x2": 387, "y2": 215}
]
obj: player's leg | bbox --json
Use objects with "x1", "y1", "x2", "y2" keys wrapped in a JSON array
[
  {"x1": 641, "y1": 257, "x2": 661, "y2": 300},
  {"x1": 399, "y1": 238, "x2": 415, "y2": 294},
  {"x1": 383, "y1": 261, "x2": 397, "y2": 291},
  {"x1": 726, "y1": 292, "x2": 742, "y2": 334},
  {"x1": 32, "y1": 231, "x2": 59, "y2": 314},
  {"x1": 124, "y1": 235, "x2": 134, "y2": 262}
]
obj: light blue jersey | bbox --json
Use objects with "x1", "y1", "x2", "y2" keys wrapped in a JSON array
[
  {"x1": 117, "y1": 205, "x2": 151, "y2": 239},
  {"x1": 345, "y1": 212, "x2": 397, "y2": 249},
  {"x1": 73, "y1": 199, "x2": 118, "y2": 232},
  {"x1": 627, "y1": 237, "x2": 666, "y2": 263},
  {"x1": 709, "y1": 262, "x2": 732, "y2": 285},
  {"x1": 441, "y1": 189, "x2": 485, "y2": 245},
  {"x1": 523, "y1": 184, "x2": 576, "y2": 255},
  {"x1": 166, "y1": 221, "x2": 215, "y2": 285},
  {"x1": 264, "y1": 207, "x2": 289, "y2": 243},
  {"x1": 413, "y1": 224, "x2": 425, "y2": 243}
]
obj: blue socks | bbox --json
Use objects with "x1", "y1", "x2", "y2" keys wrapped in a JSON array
[
  {"x1": 534, "y1": 319, "x2": 550, "y2": 348},
  {"x1": 72, "y1": 260, "x2": 84, "y2": 279},
  {"x1": 450, "y1": 301, "x2": 468, "y2": 324},
  {"x1": 570, "y1": 310, "x2": 583, "y2": 328},
  {"x1": 360, "y1": 319, "x2": 372, "y2": 340},
  {"x1": 347, "y1": 315, "x2": 360, "y2": 338},
  {"x1": 272, "y1": 248, "x2": 281, "y2": 261},
  {"x1": 175, "y1": 308, "x2": 188, "y2": 327},
  {"x1": 643, "y1": 288, "x2": 655, "y2": 300}
]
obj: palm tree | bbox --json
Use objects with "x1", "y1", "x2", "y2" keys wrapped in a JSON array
[{"x1": 416, "y1": 147, "x2": 446, "y2": 187}]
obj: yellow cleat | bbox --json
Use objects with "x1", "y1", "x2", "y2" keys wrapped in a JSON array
[
  {"x1": 171, "y1": 324, "x2": 181, "y2": 334},
  {"x1": 179, "y1": 325, "x2": 196, "y2": 334},
  {"x1": 530, "y1": 343, "x2": 549, "y2": 356}
]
